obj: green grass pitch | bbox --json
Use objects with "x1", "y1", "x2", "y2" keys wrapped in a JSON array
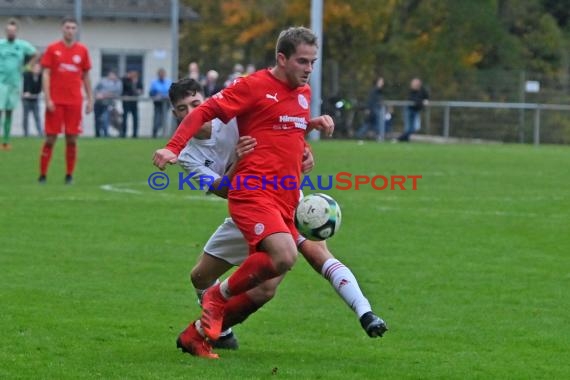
[{"x1": 0, "y1": 138, "x2": 568, "y2": 379}]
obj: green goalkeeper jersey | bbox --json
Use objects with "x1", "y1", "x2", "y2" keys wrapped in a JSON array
[{"x1": 0, "y1": 38, "x2": 36, "y2": 87}]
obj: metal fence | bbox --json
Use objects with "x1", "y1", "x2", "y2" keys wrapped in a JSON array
[
  {"x1": 331, "y1": 100, "x2": 570, "y2": 145},
  {"x1": 9, "y1": 96, "x2": 570, "y2": 145},
  {"x1": 11, "y1": 97, "x2": 177, "y2": 139}
]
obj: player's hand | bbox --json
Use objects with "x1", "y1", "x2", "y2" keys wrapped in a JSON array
[
  {"x1": 85, "y1": 100, "x2": 93, "y2": 115},
  {"x1": 308, "y1": 115, "x2": 334, "y2": 137},
  {"x1": 301, "y1": 146, "x2": 314, "y2": 174},
  {"x1": 235, "y1": 136, "x2": 256, "y2": 161},
  {"x1": 46, "y1": 99, "x2": 55, "y2": 112},
  {"x1": 153, "y1": 148, "x2": 178, "y2": 170}
]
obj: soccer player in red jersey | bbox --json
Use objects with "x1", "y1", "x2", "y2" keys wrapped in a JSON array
[
  {"x1": 38, "y1": 17, "x2": 93, "y2": 184},
  {"x1": 154, "y1": 27, "x2": 334, "y2": 356}
]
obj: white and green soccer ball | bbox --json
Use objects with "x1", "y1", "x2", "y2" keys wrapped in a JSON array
[{"x1": 295, "y1": 193, "x2": 342, "y2": 241}]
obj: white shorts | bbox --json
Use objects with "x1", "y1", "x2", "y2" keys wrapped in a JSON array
[{"x1": 203, "y1": 217, "x2": 306, "y2": 266}]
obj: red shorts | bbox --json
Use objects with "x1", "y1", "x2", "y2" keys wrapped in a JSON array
[
  {"x1": 229, "y1": 195, "x2": 299, "y2": 254},
  {"x1": 45, "y1": 104, "x2": 83, "y2": 135}
]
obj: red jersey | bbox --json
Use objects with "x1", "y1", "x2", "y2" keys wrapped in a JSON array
[
  {"x1": 168, "y1": 69, "x2": 310, "y2": 214},
  {"x1": 41, "y1": 40, "x2": 91, "y2": 105}
]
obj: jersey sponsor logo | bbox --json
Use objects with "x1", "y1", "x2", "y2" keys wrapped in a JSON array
[
  {"x1": 254, "y1": 223, "x2": 265, "y2": 235},
  {"x1": 72, "y1": 54, "x2": 82, "y2": 64},
  {"x1": 278, "y1": 115, "x2": 307, "y2": 130},
  {"x1": 54, "y1": 50, "x2": 62, "y2": 56},
  {"x1": 298, "y1": 94, "x2": 309, "y2": 109},
  {"x1": 58, "y1": 63, "x2": 80, "y2": 72},
  {"x1": 265, "y1": 92, "x2": 278, "y2": 102}
]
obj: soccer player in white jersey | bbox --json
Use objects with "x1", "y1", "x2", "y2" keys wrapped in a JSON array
[{"x1": 169, "y1": 78, "x2": 387, "y2": 358}]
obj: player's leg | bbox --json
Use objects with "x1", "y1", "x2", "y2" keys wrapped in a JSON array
[
  {"x1": 178, "y1": 275, "x2": 284, "y2": 359},
  {"x1": 39, "y1": 104, "x2": 65, "y2": 182},
  {"x1": 221, "y1": 275, "x2": 284, "y2": 331},
  {"x1": 64, "y1": 134, "x2": 78, "y2": 184},
  {"x1": 63, "y1": 104, "x2": 83, "y2": 184},
  {"x1": 2, "y1": 110, "x2": 12, "y2": 149},
  {"x1": 299, "y1": 240, "x2": 388, "y2": 337},
  {"x1": 178, "y1": 218, "x2": 247, "y2": 352},
  {"x1": 1, "y1": 84, "x2": 16, "y2": 149},
  {"x1": 201, "y1": 233, "x2": 297, "y2": 340},
  {"x1": 190, "y1": 253, "x2": 233, "y2": 301}
]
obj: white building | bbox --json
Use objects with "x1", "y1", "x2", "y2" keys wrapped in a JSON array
[{"x1": 0, "y1": 0, "x2": 198, "y2": 137}]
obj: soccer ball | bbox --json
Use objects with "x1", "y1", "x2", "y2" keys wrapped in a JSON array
[{"x1": 295, "y1": 193, "x2": 342, "y2": 241}]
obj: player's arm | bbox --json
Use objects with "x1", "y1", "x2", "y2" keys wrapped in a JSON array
[
  {"x1": 208, "y1": 136, "x2": 257, "y2": 198},
  {"x1": 42, "y1": 68, "x2": 54, "y2": 111},
  {"x1": 26, "y1": 52, "x2": 39, "y2": 69},
  {"x1": 302, "y1": 141, "x2": 314, "y2": 174},
  {"x1": 82, "y1": 71, "x2": 94, "y2": 114},
  {"x1": 307, "y1": 115, "x2": 335, "y2": 137},
  {"x1": 154, "y1": 101, "x2": 220, "y2": 169},
  {"x1": 154, "y1": 79, "x2": 253, "y2": 170}
]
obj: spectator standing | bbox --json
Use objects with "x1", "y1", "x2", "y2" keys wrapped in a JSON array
[
  {"x1": 22, "y1": 62, "x2": 43, "y2": 137},
  {"x1": 93, "y1": 70, "x2": 122, "y2": 137},
  {"x1": 120, "y1": 70, "x2": 142, "y2": 138},
  {"x1": 397, "y1": 78, "x2": 429, "y2": 142},
  {"x1": 203, "y1": 70, "x2": 223, "y2": 98},
  {"x1": 223, "y1": 63, "x2": 244, "y2": 87},
  {"x1": 356, "y1": 77, "x2": 385, "y2": 140},
  {"x1": 149, "y1": 68, "x2": 172, "y2": 138}
]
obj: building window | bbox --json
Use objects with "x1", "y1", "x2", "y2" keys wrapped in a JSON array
[{"x1": 101, "y1": 53, "x2": 144, "y2": 83}]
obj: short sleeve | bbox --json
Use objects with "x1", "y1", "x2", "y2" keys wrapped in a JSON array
[
  {"x1": 210, "y1": 77, "x2": 255, "y2": 124},
  {"x1": 82, "y1": 45, "x2": 92, "y2": 72},
  {"x1": 178, "y1": 151, "x2": 221, "y2": 194},
  {"x1": 40, "y1": 46, "x2": 52, "y2": 69},
  {"x1": 23, "y1": 40, "x2": 36, "y2": 57}
]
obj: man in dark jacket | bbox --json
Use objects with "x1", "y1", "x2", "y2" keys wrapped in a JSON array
[
  {"x1": 356, "y1": 77, "x2": 384, "y2": 140},
  {"x1": 397, "y1": 77, "x2": 429, "y2": 142}
]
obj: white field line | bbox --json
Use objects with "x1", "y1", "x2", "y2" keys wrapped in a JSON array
[{"x1": 99, "y1": 182, "x2": 224, "y2": 202}]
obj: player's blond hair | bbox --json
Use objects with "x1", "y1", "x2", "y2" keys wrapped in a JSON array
[{"x1": 275, "y1": 26, "x2": 318, "y2": 59}]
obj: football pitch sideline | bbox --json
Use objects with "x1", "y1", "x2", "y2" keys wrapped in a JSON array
[{"x1": 0, "y1": 138, "x2": 568, "y2": 379}]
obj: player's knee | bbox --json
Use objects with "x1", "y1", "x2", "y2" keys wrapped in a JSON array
[
  {"x1": 190, "y1": 265, "x2": 215, "y2": 289},
  {"x1": 272, "y1": 249, "x2": 297, "y2": 273}
]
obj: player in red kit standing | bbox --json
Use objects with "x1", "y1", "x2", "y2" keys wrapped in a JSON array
[
  {"x1": 39, "y1": 17, "x2": 93, "y2": 184},
  {"x1": 154, "y1": 27, "x2": 334, "y2": 358}
]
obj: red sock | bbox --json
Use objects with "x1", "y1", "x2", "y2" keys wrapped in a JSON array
[
  {"x1": 221, "y1": 293, "x2": 262, "y2": 331},
  {"x1": 65, "y1": 143, "x2": 77, "y2": 176},
  {"x1": 226, "y1": 252, "x2": 279, "y2": 296},
  {"x1": 40, "y1": 143, "x2": 53, "y2": 176}
]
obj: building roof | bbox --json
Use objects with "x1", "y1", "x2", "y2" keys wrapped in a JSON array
[{"x1": 0, "y1": 0, "x2": 199, "y2": 21}]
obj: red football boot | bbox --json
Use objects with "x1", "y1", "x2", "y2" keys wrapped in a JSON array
[
  {"x1": 200, "y1": 284, "x2": 228, "y2": 340},
  {"x1": 176, "y1": 322, "x2": 219, "y2": 359}
]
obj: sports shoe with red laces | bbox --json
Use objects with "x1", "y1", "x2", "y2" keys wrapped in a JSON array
[
  {"x1": 200, "y1": 284, "x2": 227, "y2": 340},
  {"x1": 176, "y1": 322, "x2": 219, "y2": 359}
]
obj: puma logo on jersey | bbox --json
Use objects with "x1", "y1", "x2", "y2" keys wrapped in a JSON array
[
  {"x1": 204, "y1": 159, "x2": 214, "y2": 167},
  {"x1": 265, "y1": 93, "x2": 278, "y2": 102}
]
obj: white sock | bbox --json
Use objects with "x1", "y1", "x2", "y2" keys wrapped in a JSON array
[
  {"x1": 219, "y1": 278, "x2": 231, "y2": 299},
  {"x1": 194, "y1": 320, "x2": 205, "y2": 337},
  {"x1": 321, "y1": 258, "x2": 372, "y2": 318}
]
